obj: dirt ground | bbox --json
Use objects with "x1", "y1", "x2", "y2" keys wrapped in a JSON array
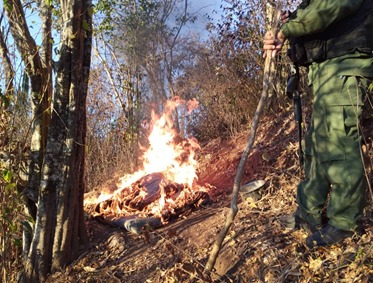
[{"x1": 47, "y1": 110, "x2": 373, "y2": 283}]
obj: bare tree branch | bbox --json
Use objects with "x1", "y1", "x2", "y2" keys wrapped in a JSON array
[{"x1": 4, "y1": 0, "x2": 42, "y2": 76}]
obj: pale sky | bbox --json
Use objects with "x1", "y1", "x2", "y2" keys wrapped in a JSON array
[{"x1": 187, "y1": 0, "x2": 223, "y2": 36}]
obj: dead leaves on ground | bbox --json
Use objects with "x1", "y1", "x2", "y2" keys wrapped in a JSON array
[{"x1": 46, "y1": 112, "x2": 372, "y2": 283}]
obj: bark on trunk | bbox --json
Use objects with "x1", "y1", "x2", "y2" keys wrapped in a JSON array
[
  {"x1": 4, "y1": 0, "x2": 93, "y2": 281},
  {"x1": 0, "y1": 27, "x2": 14, "y2": 99},
  {"x1": 4, "y1": 0, "x2": 51, "y2": 263},
  {"x1": 4, "y1": 0, "x2": 48, "y2": 205}
]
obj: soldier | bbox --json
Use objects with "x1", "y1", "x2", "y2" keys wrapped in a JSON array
[{"x1": 263, "y1": 0, "x2": 373, "y2": 248}]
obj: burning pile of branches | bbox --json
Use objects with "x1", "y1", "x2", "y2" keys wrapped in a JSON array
[
  {"x1": 85, "y1": 172, "x2": 212, "y2": 233},
  {"x1": 84, "y1": 98, "x2": 213, "y2": 233}
]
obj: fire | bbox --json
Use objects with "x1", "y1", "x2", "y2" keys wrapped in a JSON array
[
  {"x1": 84, "y1": 97, "x2": 203, "y2": 218},
  {"x1": 139, "y1": 100, "x2": 200, "y2": 187}
]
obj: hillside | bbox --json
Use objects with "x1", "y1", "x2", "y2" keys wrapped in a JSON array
[{"x1": 46, "y1": 110, "x2": 372, "y2": 283}]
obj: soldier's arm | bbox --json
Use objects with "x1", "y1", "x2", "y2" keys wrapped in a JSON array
[{"x1": 281, "y1": 0, "x2": 364, "y2": 38}]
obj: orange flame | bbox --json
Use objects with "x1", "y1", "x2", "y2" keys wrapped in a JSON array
[{"x1": 85, "y1": 97, "x2": 200, "y2": 209}]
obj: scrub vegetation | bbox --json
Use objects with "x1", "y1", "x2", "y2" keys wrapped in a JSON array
[{"x1": 0, "y1": 0, "x2": 371, "y2": 282}]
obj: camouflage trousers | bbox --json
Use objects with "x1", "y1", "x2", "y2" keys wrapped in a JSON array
[{"x1": 295, "y1": 68, "x2": 370, "y2": 231}]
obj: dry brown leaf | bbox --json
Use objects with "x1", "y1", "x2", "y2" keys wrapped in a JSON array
[
  {"x1": 83, "y1": 266, "x2": 97, "y2": 272},
  {"x1": 308, "y1": 257, "x2": 323, "y2": 272}
]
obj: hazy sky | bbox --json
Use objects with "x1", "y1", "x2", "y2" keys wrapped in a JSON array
[
  {"x1": 187, "y1": 0, "x2": 223, "y2": 36},
  {"x1": 190, "y1": 0, "x2": 222, "y2": 18},
  {"x1": 0, "y1": 0, "x2": 224, "y2": 40}
]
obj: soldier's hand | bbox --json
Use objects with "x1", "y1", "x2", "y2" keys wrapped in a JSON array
[
  {"x1": 281, "y1": 10, "x2": 290, "y2": 23},
  {"x1": 263, "y1": 31, "x2": 285, "y2": 58}
]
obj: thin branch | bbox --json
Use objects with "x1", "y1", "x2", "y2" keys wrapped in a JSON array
[
  {"x1": 92, "y1": 34, "x2": 128, "y2": 116},
  {"x1": 204, "y1": 1, "x2": 282, "y2": 274},
  {"x1": 4, "y1": 0, "x2": 42, "y2": 75}
]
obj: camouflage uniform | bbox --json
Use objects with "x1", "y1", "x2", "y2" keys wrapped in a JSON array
[{"x1": 280, "y1": 0, "x2": 373, "y2": 231}]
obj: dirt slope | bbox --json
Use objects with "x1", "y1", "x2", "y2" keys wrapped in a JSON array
[{"x1": 47, "y1": 111, "x2": 372, "y2": 283}]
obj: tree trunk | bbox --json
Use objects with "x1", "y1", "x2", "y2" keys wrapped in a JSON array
[
  {"x1": 3, "y1": 0, "x2": 92, "y2": 281},
  {"x1": 3, "y1": 0, "x2": 51, "y2": 261},
  {"x1": 0, "y1": 25, "x2": 14, "y2": 99},
  {"x1": 4, "y1": 0, "x2": 48, "y2": 204},
  {"x1": 21, "y1": 1, "x2": 92, "y2": 281}
]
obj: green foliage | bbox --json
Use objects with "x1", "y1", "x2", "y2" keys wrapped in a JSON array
[
  {"x1": 94, "y1": 0, "x2": 192, "y2": 65},
  {"x1": 2, "y1": 169, "x2": 13, "y2": 183},
  {"x1": 3, "y1": 0, "x2": 12, "y2": 12},
  {"x1": 94, "y1": 0, "x2": 119, "y2": 33},
  {"x1": 95, "y1": 0, "x2": 161, "y2": 32},
  {"x1": 45, "y1": 0, "x2": 53, "y2": 7},
  {"x1": 0, "y1": 168, "x2": 23, "y2": 282},
  {"x1": 0, "y1": 94, "x2": 26, "y2": 282}
]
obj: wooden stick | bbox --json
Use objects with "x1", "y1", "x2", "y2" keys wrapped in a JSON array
[{"x1": 204, "y1": 2, "x2": 282, "y2": 274}]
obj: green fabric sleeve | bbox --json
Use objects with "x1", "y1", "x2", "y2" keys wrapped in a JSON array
[{"x1": 281, "y1": 0, "x2": 364, "y2": 38}]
